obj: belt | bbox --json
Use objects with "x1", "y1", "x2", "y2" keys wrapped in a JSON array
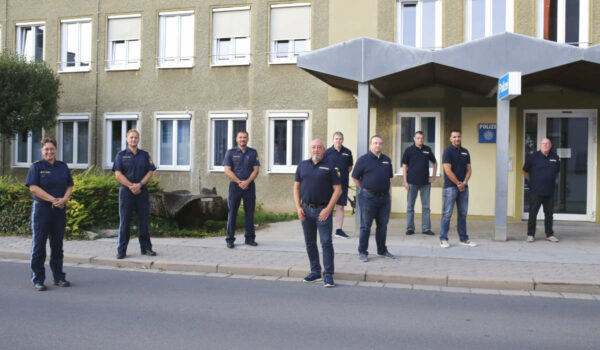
[
  {"x1": 33, "y1": 200, "x2": 54, "y2": 207},
  {"x1": 363, "y1": 188, "x2": 388, "y2": 197},
  {"x1": 302, "y1": 201, "x2": 328, "y2": 209}
]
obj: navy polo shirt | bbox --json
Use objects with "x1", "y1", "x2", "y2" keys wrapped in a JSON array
[
  {"x1": 401, "y1": 144, "x2": 437, "y2": 185},
  {"x1": 295, "y1": 158, "x2": 341, "y2": 204},
  {"x1": 223, "y1": 146, "x2": 260, "y2": 181},
  {"x1": 112, "y1": 148, "x2": 156, "y2": 186},
  {"x1": 442, "y1": 145, "x2": 471, "y2": 188},
  {"x1": 523, "y1": 151, "x2": 560, "y2": 196},
  {"x1": 324, "y1": 145, "x2": 354, "y2": 183},
  {"x1": 351, "y1": 152, "x2": 394, "y2": 192},
  {"x1": 25, "y1": 159, "x2": 74, "y2": 202}
]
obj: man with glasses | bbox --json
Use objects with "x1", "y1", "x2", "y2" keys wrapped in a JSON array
[{"x1": 522, "y1": 138, "x2": 560, "y2": 243}]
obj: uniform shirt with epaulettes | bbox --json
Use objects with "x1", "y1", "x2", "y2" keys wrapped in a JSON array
[
  {"x1": 25, "y1": 159, "x2": 74, "y2": 202},
  {"x1": 351, "y1": 152, "x2": 394, "y2": 193},
  {"x1": 112, "y1": 148, "x2": 156, "y2": 186},
  {"x1": 294, "y1": 158, "x2": 341, "y2": 205},
  {"x1": 223, "y1": 146, "x2": 260, "y2": 181},
  {"x1": 523, "y1": 150, "x2": 560, "y2": 196}
]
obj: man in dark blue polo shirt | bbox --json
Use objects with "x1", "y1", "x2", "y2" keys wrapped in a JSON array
[
  {"x1": 352, "y1": 135, "x2": 395, "y2": 262},
  {"x1": 402, "y1": 131, "x2": 438, "y2": 236},
  {"x1": 440, "y1": 130, "x2": 477, "y2": 248},
  {"x1": 522, "y1": 138, "x2": 560, "y2": 243},
  {"x1": 324, "y1": 131, "x2": 353, "y2": 239},
  {"x1": 294, "y1": 139, "x2": 342, "y2": 288},
  {"x1": 223, "y1": 130, "x2": 260, "y2": 248},
  {"x1": 113, "y1": 129, "x2": 157, "y2": 259}
]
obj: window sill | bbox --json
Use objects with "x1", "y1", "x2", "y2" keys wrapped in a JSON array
[
  {"x1": 209, "y1": 168, "x2": 225, "y2": 173},
  {"x1": 11, "y1": 164, "x2": 31, "y2": 169},
  {"x1": 156, "y1": 64, "x2": 194, "y2": 69},
  {"x1": 156, "y1": 166, "x2": 191, "y2": 172},
  {"x1": 267, "y1": 168, "x2": 297, "y2": 174},
  {"x1": 105, "y1": 66, "x2": 141, "y2": 71},
  {"x1": 58, "y1": 68, "x2": 92, "y2": 73},
  {"x1": 67, "y1": 164, "x2": 90, "y2": 169},
  {"x1": 268, "y1": 60, "x2": 297, "y2": 65},
  {"x1": 210, "y1": 61, "x2": 250, "y2": 67}
]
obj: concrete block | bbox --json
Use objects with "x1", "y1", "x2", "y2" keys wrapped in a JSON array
[
  {"x1": 366, "y1": 272, "x2": 446, "y2": 286},
  {"x1": 335, "y1": 280, "x2": 358, "y2": 286},
  {"x1": 252, "y1": 275, "x2": 280, "y2": 281},
  {"x1": 205, "y1": 272, "x2": 231, "y2": 278},
  {"x1": 384, "y1": 283, "x2": 413, "y2": 290},
  {"x1": 441, "y1": 286, "x2": 471, "y2": 294},
  {"x1": 288, "y1": 266, "x2": 311, "y2": 278},
  {"x1": 278, "y1": 277, "x2": 303, "y2": 283},
  {"x1": 448, "y1": 275, "x2": 534, "y2": 291},
  {"x1": 534, "y1": 279, "x2": 600, "y2": 294},
  {"x1": 358, "y1": 281, "x2": 385, "y2": 288},
  {"x1": 530, "y1": 291, "x2": 563, "y2": 298},
  {"x1": 153, "y1": 261, "x2": 217, "y2": 273},
  {"x1": 413, "y1": 284, "x2": 442, "y2": 292},
  {"x1": 560, "y1": 293, "x2": 596, "y2": 301},
  {"x1": 0, "y1": 250, "x2": 29, "y2": 260},
  {"x1": 499, "y1": 290, "x2": 531, "y2": 297},
  {"x1": 63, "y1": 255, "x2": 93, "y2": 264},
  {"x1": 470, "y1": 288, "x2": 501, "y2": 295},
  {"x1": 91, "y1": 257, "x2": 152, "y2": 269},
  {"x1": 334, "y1": 269, "x2": 366, "y2": 281},
  {"x1": 228, "y1": 274, "x2": 255, "y2": 279},
  {"x1": 217, "y1": 264, "x2": 289, "y2": 277}
]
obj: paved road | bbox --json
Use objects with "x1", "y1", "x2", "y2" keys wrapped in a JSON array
[{"x1": 1, "y1": 261, "x2": 598, "y2": 350}]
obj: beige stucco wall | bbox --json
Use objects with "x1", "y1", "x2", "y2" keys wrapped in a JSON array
[
  {"x1": 514, "y1": 0, "x2": 536, "y2": 37},
  {"x1": 329, "y1": 0, "x2": 377, "y2": 44},
  {"x1": 461, "y1": 107, "x2": 518, "y2": 217},
  {"x1": 593, "y1": 0, "x2": 600, "y2": 45},
  {"x1": 443, "y1": 0, "x2": 464, "y2": 47}
]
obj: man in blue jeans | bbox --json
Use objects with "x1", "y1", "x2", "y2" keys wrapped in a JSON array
[
  {"x1": 294, "y1": 139, "x2": 341, "y2": 288},
  {"x1": 352, "y1": 135, "x2": 395, "y2": 262},
  {"x1": 402, "y1": 131, "x2": 437, "y2": 236},
  {"x1": 440, "y1": 130, "x2": 477, "y2": 248}
]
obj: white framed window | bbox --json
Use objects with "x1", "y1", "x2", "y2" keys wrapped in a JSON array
[
  {"x1": 465, "y1": 0, "x2": 514, "y2": 41},
  {"x1": 60, "y1": 18, "x2": 92, "y2": 72},
  {"x1": 155, "y1": 113, "x2": 192, "y2": 171},
  {"x1": 212, "y1": 7, "x2": 250, "y2": 66},
  {"x1": 107, "y1": 15, "x2": 141, "y2": 70},
  {"x1": 209, "y1": 113, "x2": 248, "y2": 171},
  {"x1": 58, "y1": 115, "x2": 90, "y2": 168},
  {"x1": 396, "y1": 0, "x2": 442, "y2": 49},
  {"x1": 269, "y1": 3, "x2": 311, "y2": 64},
  {"x1": 104, "y1": 114, "x2": 139, "y2": 167},
  {"x1": 395, "y1": 112, "x2": 440, "y2": 175},
  {"x1": 157, "y1": 11, "x2": 194, "y2": 68},
  {"x1": 16, "y1": 22, "x2": 45, "y2": 62},
  {"x1": 268, "y1": 112, "x2": 308, "y2": 173},
  {"x1": 537, "y1": 0, "x2": 589, "y2": 47},
  {"x1": 12, "y1": 129, "x2": 42, "y2": 167}
]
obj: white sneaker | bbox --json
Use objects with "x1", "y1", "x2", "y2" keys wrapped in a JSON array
[
  {"x1": 459, "y1": 240, "x2": 478, "y2": 247},
  {"x1": 546, "y1": 236, "x2": 559, "y2": 243},
  {"x1": 440, "y1": 240, "x2": 450, "y2": 248},
  {"x1": 526, "y1": 236, "x2": 535, "y2": 243}
]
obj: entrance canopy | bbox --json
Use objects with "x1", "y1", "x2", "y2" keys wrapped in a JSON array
[{"x1": 297, "y1": 32, "x2": 600, "y2": 97}]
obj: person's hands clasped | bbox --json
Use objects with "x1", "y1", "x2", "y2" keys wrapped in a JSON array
[
  {"x1": 52, "y1": 197, "x2": 67, "y2": 208},
  {"x1": 238, "y1": 180, "x2": 249, "y2": 190},
  {"x1": 129, "y1": 183, "x2": 142, "y2": 195}
]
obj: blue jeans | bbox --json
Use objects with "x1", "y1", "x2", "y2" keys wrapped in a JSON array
[
  {"x1": 300, "y1": 204, "x2": 334, "y2": 276},
  {"x1": 226, "y1": 182, "x2": 256, "y2": 243},
  {"x1": 440, "y1": 187, "x2": 469, "y2": 242},
  {"x1": 406, "y1": 184, "x2": 431, "y2": 232},
  {"x1": 358, "y1": 190, "x2": 390, "y2": 255}
]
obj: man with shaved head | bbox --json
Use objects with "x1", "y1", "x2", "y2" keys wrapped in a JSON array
[
  {"x1": 523, "y1": 138, "x2": 561, "y2": 243},
  {"x1": 294, "y1": 139, "x2": 342, "y2": 288}
]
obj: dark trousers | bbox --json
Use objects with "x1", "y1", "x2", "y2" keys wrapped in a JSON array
[
  {"x1": 300, "y1": 204, "x2": 334, "y2": 276},
  {"x1": 527, "y1": 193, "x2": 554, "y2": 237},
  {"x1": 118, "y1": 187, "x2": 152, "y2": 254},
  {"x1": 30, "y1": 201, "x2": 66, "y2": 284},
  {"x1": 226, "y1": 182, "x2": 256, "y2": 243},
  {"x1": 358, "y1": 190, "x2": 390, "y2": 256}
]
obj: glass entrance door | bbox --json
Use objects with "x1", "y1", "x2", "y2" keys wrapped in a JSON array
[{"x1": 523, "y1": 110, "x2": 597, "y2": 221}]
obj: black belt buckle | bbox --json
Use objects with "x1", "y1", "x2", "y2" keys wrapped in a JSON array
[
  {"x1": 364, "y1": 189, "x2": 387, "y2": 197},
  {"x1": 303, "y1": 202, "x2": 327, "y2": 209}
]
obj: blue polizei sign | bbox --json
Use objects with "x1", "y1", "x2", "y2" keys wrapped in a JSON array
[
  {"x1": 479, "y1": 123, "x2": 496, "y2": 143},
  {"x1": 498, "y1": 72, "x2": 521, "y2": 100}
]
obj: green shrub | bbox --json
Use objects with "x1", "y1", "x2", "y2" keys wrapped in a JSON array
[{"x1": 0, "y1": 176, "x2": 32, "y2": 236}]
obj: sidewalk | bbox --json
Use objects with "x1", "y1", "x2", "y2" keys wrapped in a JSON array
[{"x1": 1, "y1": 218, "x2": 599, "y2": 294}]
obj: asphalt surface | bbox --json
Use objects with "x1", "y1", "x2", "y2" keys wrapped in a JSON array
[{"x1": 1, "y1": 261, "x2": 599, "y2": 350}]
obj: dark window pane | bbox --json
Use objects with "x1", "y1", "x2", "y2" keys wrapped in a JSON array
[
  {"x1": 177, "y1": 120, "x2": 190, "y2": 166},
  {"x1": 565, "y1": 0, "x2": 580, "y2": 45},
  {"x1": 402, "y1": 3, "x2": 416, "y2": 47},
  {"x1": 160, "y1": 120, "x2": 173, "y2": 165},
  {"x1": 523, "y1": 113, "x2": 538, "y2": 212},
  {"x1": 35, "y1": 26, "x2": 44, "y2": 60},
  {"x1": 31, "y1": 129, "x2": 42, "y2": 162},
  {"x1": 400, "y1": 117, "x2": 416, "y2": 162},
  {"x1": 273, "y1": 120, "x2": 287, "y2": 165},
  {"x1": 62, "y1": 122, "x2": 74, "y2": 163},
  {"x1": 111, "y1": 121, "x2": 122, "y2": 162},
  {"x1": 214, "y1": 120, "x2": 228, "y2": 166},
  {"x1": 17, "y1": 131, "x2": 28, "y2": 163},
  {"x1": 77, "y1": 121, "x2": 88, "y2": 164},
  {"x1": 292, "y1": 120, "x2": 305, "y2": 165},
  {"x1": 232, "y1": 120, "x2": 247, "y2": 146}
]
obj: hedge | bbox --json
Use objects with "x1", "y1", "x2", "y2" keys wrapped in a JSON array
[{"x1": 0, "y1": 167, "x2": 160, "y2": 239}]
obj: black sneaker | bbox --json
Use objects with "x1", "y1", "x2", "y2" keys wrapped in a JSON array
[
  {"x1": 116, "y1": 252, "x2": 126, "y2": 259},
  {"x1": 141, "y1": 249, "x2": 157, "y2": 256},
  {"x1": 335, "y1": 229, "x2": 349, "y2": 239},
  {"x1": 33, "y1": 283, "x2": 47, "y2": 291},
  {"x1": 377, "y1": 251, "x2": 396, "y2": 259},
  {"x1": 422, "y1": 230, "x2": 435, "y2": 236},
  {"x1": 227, "y1": 242, "x2": 234, "y2": 249},
  {"x1": 323, "y1": 274, "x2": 335, "y2": 288},
  {"x1": 303, "y1": 272, "x2": 323, "y2": 283},
  {"x1": 245, "y1": 241, "x2": 258, "y2": 246},
  {"x1": 53, "y1": 279, "x2": 70, "y2": 287},
  {"x1": 406, "y1": 229, "x2": 415, "y2": 235}
]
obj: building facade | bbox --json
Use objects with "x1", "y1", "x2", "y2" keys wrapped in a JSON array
[{"x1": 1, "y1": 0, "x2": 599, "y2": 223}]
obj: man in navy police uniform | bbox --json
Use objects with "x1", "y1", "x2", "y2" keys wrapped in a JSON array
[
  {"x1": 440, "y1": 130, "x2": 477, "y2": 248},
  {"x1": 401, "y1": 131, "x2": 438, "y2": 236},
  {"x1": 112, "y1": 129, "x2": 157, "y2": 259},
  {"x1": 522, "y1": 137, "x2": 560, "y2": 243},
  {"x1": 223, "y1": 130, "x2": 260, "y2": 248},
  {"x1": 294, "y1": 139, "x2": 341, "y2": 288},
  {"x1": 324, "y1": 131, "x2": 353, "y2": 239},
  {"x1": 352, "y1": 135, "x2": 396, "y2": 262}
]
